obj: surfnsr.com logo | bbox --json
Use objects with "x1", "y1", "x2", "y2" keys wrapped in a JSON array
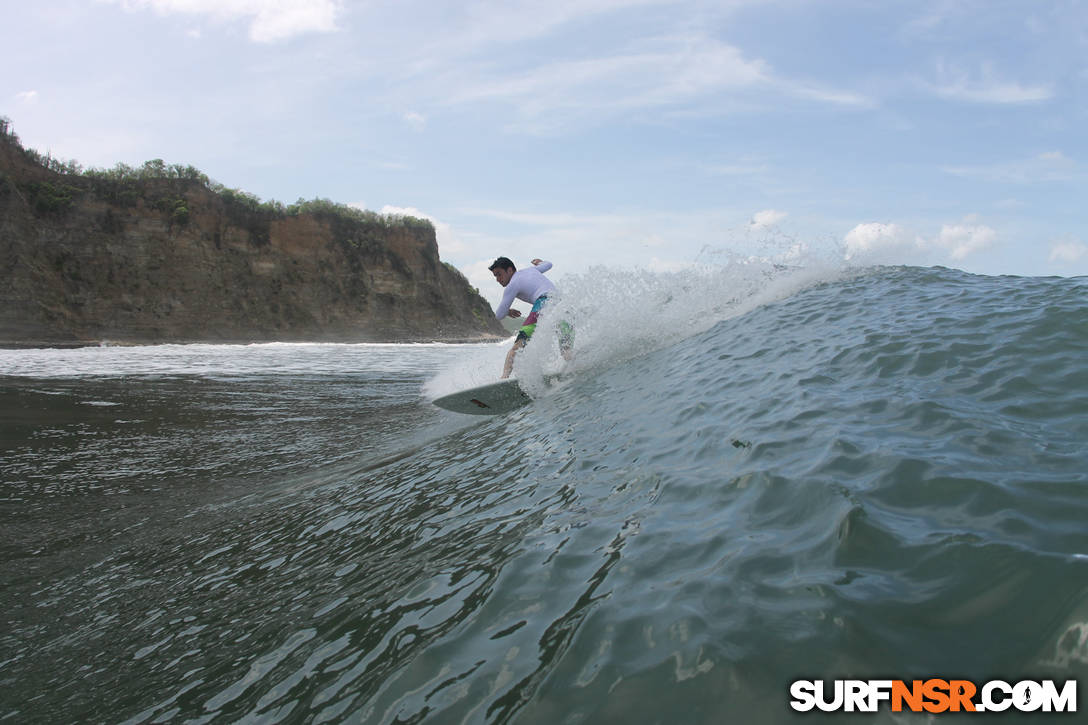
[{"x1": 789, "y1": 679, "x2": 1077, "y2": 714}]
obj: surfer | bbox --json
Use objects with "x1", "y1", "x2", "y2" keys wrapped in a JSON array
[{"x1": 489, "y1": 256, "x2": 573, "y2": 378}]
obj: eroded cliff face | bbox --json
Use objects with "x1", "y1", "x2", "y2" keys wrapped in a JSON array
[{"x1": 0, "y1": 136, "x2": 505, "y2": 346}]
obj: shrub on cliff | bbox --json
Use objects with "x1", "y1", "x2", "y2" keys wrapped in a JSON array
[
  {"x1": 21, "y1": 181, "x2": 81, "y2": 215},
  {"x1": 286, "y1": 198, "x2": 431, "y2": 230}
]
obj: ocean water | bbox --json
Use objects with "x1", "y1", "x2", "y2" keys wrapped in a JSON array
[{"x1": 1, "y1": 265, "x2": 1086, "y2": 723}]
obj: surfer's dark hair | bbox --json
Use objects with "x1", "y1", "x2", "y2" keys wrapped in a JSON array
[{"x1": 488, "y1": 257, "x2": 516, "y2": 272}]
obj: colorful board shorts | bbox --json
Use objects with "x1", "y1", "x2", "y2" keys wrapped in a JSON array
[{"x1": 516, "y1": 295, "x2": 574, "y2": 351}]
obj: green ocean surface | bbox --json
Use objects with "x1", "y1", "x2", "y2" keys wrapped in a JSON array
[{"x1": 2, "y1": 266, "x2": 1086, "y2": 723}]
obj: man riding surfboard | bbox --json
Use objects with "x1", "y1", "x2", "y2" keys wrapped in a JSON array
[{"x1": 489, "y1": 257, "x2": 573, "y2": 378}]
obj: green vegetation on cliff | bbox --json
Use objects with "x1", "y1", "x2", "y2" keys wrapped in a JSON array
[{"x1": 0, "y1": 116, "x2": 431, "y2": 233}]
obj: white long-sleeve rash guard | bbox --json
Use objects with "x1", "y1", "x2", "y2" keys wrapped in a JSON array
[{"x1": 495, "y1": 260, "x2": 557, "y2": 320}]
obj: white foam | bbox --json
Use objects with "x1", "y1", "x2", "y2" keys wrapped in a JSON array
[
  {"x1": 420, "y1": 339, "x2": 513, "y2": 399},
  {"x1": 426, "y1": 252, "x2": 847, "y2": 400},
  {"x1": 0, "y1": 342, "x2": 475, "y2": 378}
]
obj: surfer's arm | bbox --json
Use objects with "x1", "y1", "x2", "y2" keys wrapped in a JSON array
[
  {"x1": 495, "y1": 285, "x2": 518, "y2": 320},
  {"x1": 532, "y1": 259, "x2": 552, "y2": 272}
]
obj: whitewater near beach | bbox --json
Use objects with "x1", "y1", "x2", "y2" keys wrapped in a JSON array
[{"x1": 2, "y1": 263, "x2": 1086, "y2": 723}]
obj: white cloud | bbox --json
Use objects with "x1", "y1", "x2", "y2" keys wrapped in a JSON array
[
  {"x1": 749, "y1": 209, "x2": 786, "y2": 230},
  {"x1": 844, "y1": 219, "x2": 997, "y2": 264},
  {"x1": 929, "y1": 222, "x2": 997, "y2": 260},
  {"x1": 944, "y1": 151, "x2": 1076, "y2": 183},
  {"x1": 440, "y1": 34, "x2": 868, "y2": 132},
  {"x1": 1049, "y1": 240, "x2": 1087, "y2": 263},
  {"x1": 903, "y1": 2, "x2": 963, "y2": 34},
  {"x1": 922, "y1": 61, "x2": 1053, "y2": 104},
  {"x1": 843, "y1": 222, "x2": 916, "y2": 260},
  {"x1": 106, "y1": 0, "x2": 342, "y2": 42},
  {"x1": 773, "y1": 81, "x2": 873, "y2": 108},
  {"x1": 16, "y1": 90, "x2": 39, "y2": 105},
  {"x1": 405, "y1": 0, "x2": 686, "y2": 73},
  {"x1": 403, "y1": 111, "x2": 426, "y2": 131},
  {"x1": 450, "y1": 37, "x2": 765, "y2": 112}
]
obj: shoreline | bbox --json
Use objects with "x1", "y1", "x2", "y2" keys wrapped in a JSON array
[{"x1": 0, "y1": 334, "x2": 510, "y2": 350}]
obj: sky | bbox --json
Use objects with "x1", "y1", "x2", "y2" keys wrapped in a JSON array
[{"x1": 3, "y1": 0, "x2": 1087, "y2": 306}]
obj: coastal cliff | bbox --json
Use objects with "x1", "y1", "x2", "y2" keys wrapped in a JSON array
[{"x1": 0, "y1": 121, "x2": 506, "y2": 347}]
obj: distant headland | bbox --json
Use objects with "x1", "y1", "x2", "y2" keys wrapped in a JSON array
[{"x1": 0, "y1": 118, "x2": 506, "y2": 348}]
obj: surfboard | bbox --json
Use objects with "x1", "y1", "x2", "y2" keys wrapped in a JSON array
[{"x1": 432, "y1": 379, "x2": 532, "y2": 415}]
